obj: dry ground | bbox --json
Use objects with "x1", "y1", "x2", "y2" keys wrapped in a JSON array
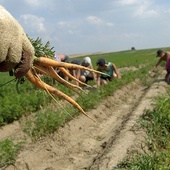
[{"x1": 0, "y1": 69, "x2": 168, "y2": 170}]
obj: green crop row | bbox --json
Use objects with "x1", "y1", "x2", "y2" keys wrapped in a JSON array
[
  {"x1": 0, "y1": 76, "x2": 52, "y2": 125},
  {"x1": 0, "y1": 139, "x2": 24, "y2": 168},
  {"x1": 113, "y1": 90, "x2": 170, "y2": 170}
]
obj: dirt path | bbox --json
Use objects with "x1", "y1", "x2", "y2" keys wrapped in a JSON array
[{"x1": 0, "y1": 71, "x2": 168, "y2": 170}]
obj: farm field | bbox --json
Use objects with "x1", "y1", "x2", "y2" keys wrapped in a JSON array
[{"x1": 0, "y1": 48, "x2": 170, "y2": 169}]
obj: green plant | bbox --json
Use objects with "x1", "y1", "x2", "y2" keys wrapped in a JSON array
[
  {"x1": 114, "y1": 90, "x2": 170, "y2": 169},
  {"x1": 28, "y1": 37, "x2": 55, "y2": 58},
  {"x1": 23, "y1": 109, "x2": 64, "y2": 140},
  {"x1": 140, "y1": 96, "x2": 170, "y2": 150},
  {"x1": 0, "y1": 139, "x2": 23, "y2": 168},
  {"x1": 113, "y1": 152, "x2": 167, "y2": 170}
]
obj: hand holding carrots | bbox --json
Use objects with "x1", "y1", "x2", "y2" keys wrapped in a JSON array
[{"x1": 0, "y1": 5, "x2": 34, "y2": 78}]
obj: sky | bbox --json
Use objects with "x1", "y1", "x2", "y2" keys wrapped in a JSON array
[{"x1": 0, "y1": 0, "x2": 170, "y2": 55}]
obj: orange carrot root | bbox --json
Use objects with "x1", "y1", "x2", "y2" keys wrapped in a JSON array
[
  {"x1": 25, "y1": 69, "x2": 95, "y2": 122},
  {"x1": 58, "y1": 67, "x2": 91, "y2": 87},
  {"x1": 33, "y1": 64, "x2": 83, "y2": 91},
  {"x1": 34, "y1": 56, "x2": 108, "y2": 76}
]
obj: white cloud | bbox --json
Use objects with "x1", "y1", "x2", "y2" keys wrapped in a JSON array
[
  {"x1": 86, "y1": 16, "x2": 102, "y2": 24},
  {"x1": 106, "y1": 22, "x2": 114, "y2": 27},
  {"x1": 118, "y1": 0, "x2": 158, "y2": 18},
  {"x1": 122, "y1": 32, "x2": 139, "y2": 39},
  {"x1": 56, "y1": 21, "x2": 76, "y2": 36},
  {"x1": 57, "y1": 21, "x2": 68, "y2": 27},
  {"x1": 86, "y1": 16, "x2": 113, "y2": 27},
  {"x1": 119, "y1": 0, "x2": 138, "y2": 5},
  {"x1": 68, "y1": 30, "x2": 74, "y2": 34},
  {"x1": 164, "y1": 8, "x2": 170, "y2": 14},
  {"x1": 23, "y1": 0, "x2": 42, "y2": 6},
  {"x1": 22, "y1": 0, "x2": 53, "y2": 9},
  {"x1": 134, "y1": 5, "x2": 158, "y2": 18},
  {"x1": 20, "y1": 14, "x2": 46, "y2": 33}
]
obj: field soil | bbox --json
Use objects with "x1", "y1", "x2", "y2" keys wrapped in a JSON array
[{"x1": 0, "y1": 69, "x2": 168, "y2": 170}]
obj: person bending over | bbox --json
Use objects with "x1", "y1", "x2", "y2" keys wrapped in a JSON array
[
  {"x1": 149, "y1": 49, "x2": 170, "y2": 82},
  {"x1": 79, "y1": 56, "x2": 96, "y2": 84},
  {"x1": 96, "y1": 58, "x2": 120, "y2": 87}
]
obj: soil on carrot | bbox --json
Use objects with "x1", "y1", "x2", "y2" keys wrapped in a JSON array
[{"x1": 0, "y1": 68, "x2": 168, "y2": 170}]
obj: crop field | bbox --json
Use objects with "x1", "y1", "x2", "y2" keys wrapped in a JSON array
[{"x1": 0, "y1": 47, "x2": 170, "y2": 169}]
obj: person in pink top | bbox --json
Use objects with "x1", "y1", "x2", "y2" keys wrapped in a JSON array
[
  {"x1": 55, "y1": 54, "x2": 70, "y2": 63},
  {"x1": 150, "y1": 49, "x2": 170, "y2": 82}
]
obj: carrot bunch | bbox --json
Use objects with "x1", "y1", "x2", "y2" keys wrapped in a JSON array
[{"x1": 25, "y1": 56, "x2": 107, "y2": 121}]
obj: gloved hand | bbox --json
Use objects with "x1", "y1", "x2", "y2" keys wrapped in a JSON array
[{"x1": 0, "y1": 5, "x2": 34, "y2": 78}]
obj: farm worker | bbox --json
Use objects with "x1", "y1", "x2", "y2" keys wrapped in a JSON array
[
  {"x1": 0, "y1": 5, "x2": 34, "y2": 78},
  {"x1": 55, "y1": 54, "x2": 70, "y2": 63},
  {"x1": 96, "y1": 58, "x2": 120, "y2": 87},
  {"x1": 149, "y1": 49, "x2": 170, "y2": 82},
  {"x1": 80, "y1": 56, "x2": 96, "y2": 84}
]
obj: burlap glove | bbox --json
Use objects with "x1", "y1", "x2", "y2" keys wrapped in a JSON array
[{"x1": 0, "y1": 5, "x2": 34, "y2": 78}]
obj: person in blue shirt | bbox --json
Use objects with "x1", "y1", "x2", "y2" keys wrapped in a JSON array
[{"x1": 96, "y1": 58, "x2": 120, "y2": 87}]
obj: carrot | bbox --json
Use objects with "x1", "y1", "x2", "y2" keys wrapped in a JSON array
[
  {"x1": 34, "y1": 56, "x2": 109, "y2": 76},
  {"x1": 58, "y1": 67, "x2": 91, "y2": 87},
  {"x1": 33, "y1": 64, "x2": 83, "y2": 91},
  {"x1": 25, "y1": 69, "x2": 95, "y2": 122}
]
